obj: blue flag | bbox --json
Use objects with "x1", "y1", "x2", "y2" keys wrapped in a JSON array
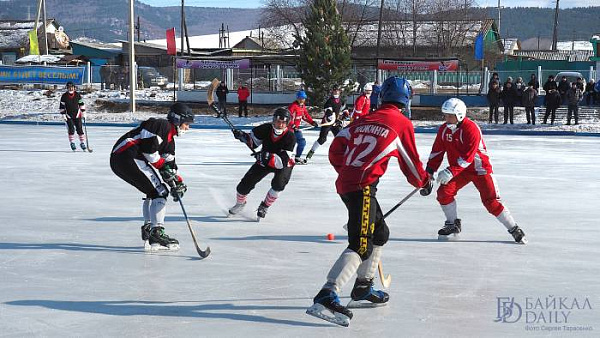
[{"x1": 474, "y1": 33, "x2": 484, "y2": 60}]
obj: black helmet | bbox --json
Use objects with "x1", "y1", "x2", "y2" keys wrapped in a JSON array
[
  {"x1": 167, "y1": 103, "x2": 194, "y2": 126},
  {"x1": 272, "y1": 107, "x2": 291, "y2": 123}
]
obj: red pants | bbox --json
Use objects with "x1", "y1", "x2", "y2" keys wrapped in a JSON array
[{"x1": 436, "y1": 172, "x2": 505, "y2": 217}]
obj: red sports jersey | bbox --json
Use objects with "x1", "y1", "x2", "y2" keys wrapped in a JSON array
[
  {"x1": 288, "y1": 101, "x2": 315, "y2": 129},
  {"x1": 329, "y1": 103, "x2": 429, "y2": 194},
  {"x1": 426, "y1": 118, "x2": 493, "y2": 177},
  {"x1": 351, "y1": 93, "x2": 371, "y2": 121}
]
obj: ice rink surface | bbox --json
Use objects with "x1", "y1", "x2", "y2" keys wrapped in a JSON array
[{"x1": 1, "y1": 124, "x2": 599, "y2": 337}]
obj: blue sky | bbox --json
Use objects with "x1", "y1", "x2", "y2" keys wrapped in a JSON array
[{"x1": 138, "y1": 0, "x2": 591, "y2": 9}]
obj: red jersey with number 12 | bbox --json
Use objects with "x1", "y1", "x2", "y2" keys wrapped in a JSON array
[{"x1": 329, "y1": 103, "x2": 429, "y2": 194}]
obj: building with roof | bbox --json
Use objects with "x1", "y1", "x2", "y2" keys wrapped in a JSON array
[{"x1": 0, "y1": 19, "x2": 69, "y2": 65}]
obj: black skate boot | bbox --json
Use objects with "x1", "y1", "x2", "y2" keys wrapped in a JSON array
[
  {"x1": 306, "y1": 288, "x2": 353, "y2": 327},
  {"x1": 141, "y1": 222, "x2": 151, "y2": 250},
  {"x1": 70, "y1": 142, "x2": 77, "y2": 151},
  {"x1": 256, "y1": 201, "x2": 269, "y2": 221},
  {"x1": 305, "y1": 150, "x2": 315, "y2": 162},
  {"x1": 148, "y1": 226, "x2": 180, "y2": 251},
  {"x1": 509, "y1": 225, "x2": 527, "y2": 244},
  {"x1": 348, "y1": 279, "x2": 389, "y2": 308},
  {"x1": 80, "y1": 142, "x2": 87, "y2": 151},
  {"x1": 295, "y1": 156, "x2": 307, "y2": 165},
  {"x1": 438, "y1": 219, "x2": 461, "y2": 239},
  {"x1": 228, "y1": 201, "x2": 246, "y2": 216}
]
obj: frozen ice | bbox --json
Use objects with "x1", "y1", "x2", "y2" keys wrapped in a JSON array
[{"x1": 0, "y1": 125, "x2": 599, "y2": 336}]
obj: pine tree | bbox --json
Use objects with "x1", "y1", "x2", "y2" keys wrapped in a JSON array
[{"x1": 294, "y1": 0, "x2": 352, "y2": 107}]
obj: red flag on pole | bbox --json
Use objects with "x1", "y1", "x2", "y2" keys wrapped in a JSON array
[{"x1": 166, "y1": 28, "x2": 176, "y2": 55}]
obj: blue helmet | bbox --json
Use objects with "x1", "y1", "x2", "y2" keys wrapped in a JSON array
[
  {"x1": 380, "y1": 76, "x2": 411, "y2": 106},
  {"x1": 296, "y1": 90, "x2": 307, "y2": 99}
]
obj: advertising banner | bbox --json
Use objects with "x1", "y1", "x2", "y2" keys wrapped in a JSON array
[
  {"x1": 378, "y1": 59, "x2": 459, "y2": 71},
  {"x1": 0, "y1": 65, "x2": 85, "y2": 85},
  {"x1": 176, "y1": 58, "x2": 250, "y2": 70}
]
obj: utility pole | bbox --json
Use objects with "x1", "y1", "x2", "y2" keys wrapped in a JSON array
[
  {"x1": 128, "y1": 0, "x2": 136, "y2": 113},
  {"x1": 551, "y1": 0, "x2": 559, "y2": 51},
  {"x1": 375, "y1": 0, "x2": 385, "y2": 83},
  {"x1": 497, "y1": 0, "x2": 501, "y2": 38},
  {"x1": 42, "y1": 0, "x2": 48, "y2": 55}
]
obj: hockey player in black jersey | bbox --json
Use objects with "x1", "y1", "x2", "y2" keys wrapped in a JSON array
[
  {"x1": 59, "y1": 81, "x2": 87, "y2": 151},
  {"x1": 228, "y1": 107, "x2": 296, "y2": 221},
  {"x1": 304, "y1": 86, "x2": 348, "y2": 163},
  {"x1": 110, "y1": 103, "x2": 194, "y2": 251}
]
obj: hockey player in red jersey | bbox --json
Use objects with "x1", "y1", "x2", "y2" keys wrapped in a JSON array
[
  {"x1": 59, "y1": 81, "x2": 87, "y2": 151},
  {"x1": 306, "y1": 76, "x2": 433, "y2": 326},
  {"x1": 288, "y1": 90, "x2": 318, "y2": 164},
  {"x1": 228, "y1": 108, "x2": 297, "y2": 221},
  {"x1": 425, "y1": 98, "x2": 527, "y2": 244},
  {"x1": 350, "y1": 83, "x2": 372, "y2": 121},
  {"x1": 110, "y1": 103, "x2": 193, "y2": 251}
]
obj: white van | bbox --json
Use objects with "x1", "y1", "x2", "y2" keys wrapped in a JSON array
[{"x1": 554, "y1": 71, "x2": 586, "y2": 92}]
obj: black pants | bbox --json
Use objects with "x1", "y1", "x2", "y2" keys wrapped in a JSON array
[
  {"x1": 488, "y1": 105, "x2": 499, "y2": 123},
  {"x1": 503, "y1": 105, "x2": 514, "y2": 124},
  {"x1": 316, "y1": 124, "x2": 342, "y2": 145},
  {"x1": 110, "y1": 153, "x2": 169, "y2": 199},
  {"x1": 525, "y1": 106, "x2": 536, "y2": 124},
  {"x1": 543, "y1": 107, "x2": 557, "y2": 124},
  {"x1": 236, "y1": 163, "x2": 293, "y2": 195},
  {"x1": 217, "y1": 99, "x2": 227, "y2": 116},
  {"x1": 238, "y1": 100, "x2": 248, "y2": 117},
  {"x1": 341, "y1": 186, "x2": 390, "y2": 260},
  {"x1": 567, "y1": 104, "x2": 579, "y2": 124},
  {"x1": 66, "y1": 117, "x2": 84, "y2": 135}
]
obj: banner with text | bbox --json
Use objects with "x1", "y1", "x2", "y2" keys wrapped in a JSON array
[
  {"x1": 0, "y1": 65, "x2": 85, "y2": 85},
  {"x1": 176, "y1": 58, "x2": 250, "y2": 70},
  {"x1": 378, "y1": 59, "x2": 459, "y2": 72}
]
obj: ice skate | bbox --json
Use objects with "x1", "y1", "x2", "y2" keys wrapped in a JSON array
[
  {"x1": 304, "y1": 150, "x2": 315, "y2": 163},
  {"x1": 80, "y1": 142, "x2": 87, "y2": 151},
  {"x1": 347, "y1": 279, "x2": 389, "y2": 308},
  {"x1": 147, "y1": 226, "x2": 180, "y2": 251},
  {"x1": 256, "y1": 201, "x2": 269, "y2": 221},
  {"x1": 295, "y1": 157, "x2": 307, "y2": 165},
  {"x1": 438, "y1": 219, "x2": 461, "y2": 240},
  {"x1": 306, "y1": 288, "x2": 353, "y2": 327},
  {"x1": 228, "y1": 201, "x2": 246, "y2": 217},
  {"x1": 509, "y1": 225, "x2": 528, "y2": 244},
  {"x1": 70, "y1": 142, "x2": 76, "y2": 151},
  {"x1": 141, "y1": 221, "x2": 151, "y2": 250}
]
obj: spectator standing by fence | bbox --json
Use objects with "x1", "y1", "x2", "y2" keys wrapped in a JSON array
[
  {"x1": 527, "y1": 73, "x2": 539, "y2": 91},
  {"x1": 584, "y1": 80, "x2": 597, "y2": 105},
  {"x1": 370, "y1": 81, "x2": 381, "y2": 111},
  {"x1": 216, "y1": 82, "x2": 229, "y2": 117},
  {"x1": 566, "y1": 82, "x2": 583, "y2": 125},
  {"x1": 487, "y1": 80, "x2": 501, "y2": 124},
  {"x1": 237, "y1": 85, "x2": 250, "y2": 117},
  {"x1": 501, "y1": 77, "x2": 517, "y2": 124},
  {"x1": 522, "y1": 85, "x2": 538, "y2": 125},
  {"x1": 543, "y1": 88, "x2": 561, "y2": 125},
  {"x1": 557, "y1": 76, "x2": 570, "y2": 105},
  {"x1": 543, "y1": 75, "x2": 558, "y2": 107},
  {"x1": 514, "y1": 77, "x2": 525, "y2": 108}
]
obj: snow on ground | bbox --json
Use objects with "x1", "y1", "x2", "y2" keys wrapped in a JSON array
[
  {"x1": 1, "y1": 88, "x2": 599, "y2": 133},
  {"x1": 0, "y1": 126, "x2": 599, "y2": 337}
]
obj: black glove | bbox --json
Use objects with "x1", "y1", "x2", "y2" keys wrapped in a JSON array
[
  {"x1": 311, "y1": 121, "x2": 319, "y2": 127},
  {"x1": 159, "y1": 165, "x2": 177, "y2": 184},
  {"x1": 232, "y1": 129, "x2": 247, "y2": 142},
  {"x1": 420, "y1": 178, "x2": 434, "y2": 196},
  {"x1": 170, "y1": 181, "x2": 187, "y2": 202}
]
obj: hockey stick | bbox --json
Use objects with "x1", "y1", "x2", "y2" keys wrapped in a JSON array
[
  {"x1": 175, "y1": 195, "x2": 211, "y2": 258},
  {"x1": 207, "y1": 78, "x2": 258, "y2": 156},
  {"x1": 82, "y1": 117, "x2": 93, "y2": 153}
]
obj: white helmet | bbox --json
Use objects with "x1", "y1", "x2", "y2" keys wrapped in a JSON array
[
  {"x1": 363, "y1": 83, "x2": 373, "y2": 92},
  {"x1": 441, "y1": 98, "x2": 467, "y2": 122}
]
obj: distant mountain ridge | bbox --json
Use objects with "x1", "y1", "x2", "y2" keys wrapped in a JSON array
[{"x1": 0, "y1": 1, "x2": 598, "y2": 44}]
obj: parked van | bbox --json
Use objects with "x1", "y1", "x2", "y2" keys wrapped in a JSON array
[{"x1": 554, "y1": 71, "x2": 586, "y2": 92}]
